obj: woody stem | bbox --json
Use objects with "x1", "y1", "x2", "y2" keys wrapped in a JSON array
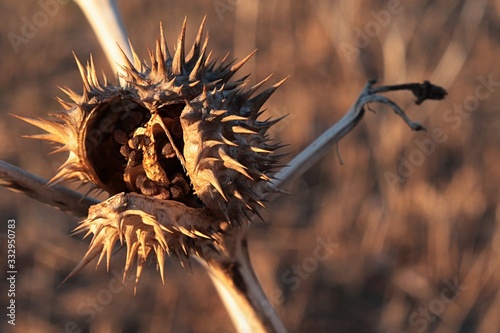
[
  {"x1": 73, "y1": 0, "x2": 132, "y2": 83},
  {"x1": 199, "y1": 229, "x2": 288, "y2": 333}
]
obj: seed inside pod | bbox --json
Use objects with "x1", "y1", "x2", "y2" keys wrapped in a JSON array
[
  {"x1": 119, "y1": 144, "x2": 132, "y2": 158},
  {"x1": 113, "y1": 129, "x2": 129, "y2": 145},
  {"x1": 154, "y1": 187, "x2": 171, "y2": 200},
  {"x1": 171, "y1": 172, "x2": 191, "y2": 195},
  {"x1": 82, "y1": 98, "x2": 150, "y2": 194},
  {"x1": 128, "y1": 150, "x2": 143, "y2": 167},
  {"x1": 130, "y1": 134, "x2": 148, "y2": 149},
  {"x1": 161, "y1": 142, "x2": 176, "y2": 158},
  {"x1": 136, "y1": 173, "x2": 160, "y2": 196},
  {"x1": 170, "y1": 185, "x2": 184, "y2": 200}
]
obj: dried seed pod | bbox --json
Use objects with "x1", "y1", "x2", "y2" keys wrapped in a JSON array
[
  {"x1": 17, "y1": 18, "x2": 285, "y2": 286},
  {"x1": 63, "y1": 192, "x2": 218, "y2": 291}
]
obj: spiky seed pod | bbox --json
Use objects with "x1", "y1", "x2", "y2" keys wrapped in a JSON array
[
  {"x1": 18, "y1": 18, "x2": 285, "y2": 286},
  {"x1": 63, "y1": 192, "x2": 219, "y2": 292},
  {"x1": 181, "y1": 82, "x2": 286, "y2": 223}
]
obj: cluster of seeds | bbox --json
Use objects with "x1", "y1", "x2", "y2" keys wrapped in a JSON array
[{"x1": 113, "y1": 126, "x2": 192, "y2": 202}]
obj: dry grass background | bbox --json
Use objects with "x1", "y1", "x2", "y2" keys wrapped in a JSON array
[{"x1": 0, "y1": 0, "x2": 499, "y2": 332}]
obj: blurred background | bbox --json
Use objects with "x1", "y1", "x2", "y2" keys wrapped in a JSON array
[{"x1": 1, "y1": 0, "x2": 499, "y2": 332}]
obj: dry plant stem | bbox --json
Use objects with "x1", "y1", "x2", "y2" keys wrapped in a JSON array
[
  {"x1": 199, "y1": 229, "x2": 288, "y2": 333},
  {"x1": 74, "y1": 0, "x2": 132, "y2": 82},
  {"x1": 269, "y1": 83, "x2": 370, "y2": 191},
  {"x1": 270, "y1": 79, "x2": 443, "y2": 192},
  {"x1": 0, "y1": 159, "x2": 97, "y2": 217}
]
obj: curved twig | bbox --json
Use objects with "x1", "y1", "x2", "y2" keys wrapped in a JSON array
[{"x1": 269, "y1": 80, "x2": 446, "y2": 192}]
